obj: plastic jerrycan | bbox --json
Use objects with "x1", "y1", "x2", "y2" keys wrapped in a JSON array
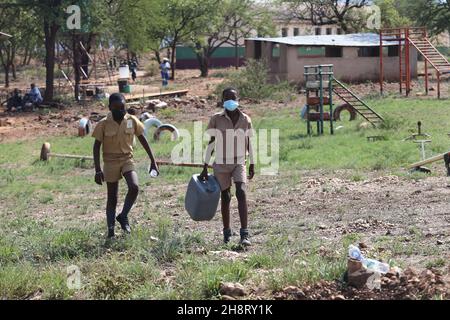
[{"x1": 185, "y1": 174, "x2": 221, "y2": 221}]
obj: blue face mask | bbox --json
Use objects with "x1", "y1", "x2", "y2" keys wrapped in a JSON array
[{"x1": 224, "y1": 100, "x2": 239, "y2": 112}]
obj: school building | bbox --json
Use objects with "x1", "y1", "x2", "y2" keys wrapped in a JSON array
[{"x1": 245, "y1": 33, "x2": 418, "y2": 84}]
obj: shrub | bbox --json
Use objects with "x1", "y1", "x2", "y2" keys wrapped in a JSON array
[
  {"x1": 215, "y1": 59, "x2": 296, "y2": 101},
  {"x1": 145, "y1": 60, "x2": 160, "y2": 77}
]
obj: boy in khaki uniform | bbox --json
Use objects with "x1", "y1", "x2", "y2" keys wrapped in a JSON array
[
  {"x1": 200, "y1": 88, "x2": 255, "y2": 246},
  {"x1": 92, "y1": 93, "x2": 159, "y2": 238}
]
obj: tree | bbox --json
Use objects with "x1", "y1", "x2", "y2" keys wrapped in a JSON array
[
  {"x1": 0, "y1": 2, "x2": 40, "y2": 87},
  {"x1": 283, "y1": 0, "x2": 371, "y2": 33},
  {"x1": 407, "y1": 0, "x2": 450, "y2": 35},
  {"x1": 374, "y1": 0, "x2": 411, "y2": 29},
  {"x1": 189, "y1": 0, "x2": 275, "y2": 77},
  {"x1": 160, "y1": 0, "x2": 220, "y2": 80},
  {"x1": 15, "y1": 0, "x2": 72, "y2": 102}
]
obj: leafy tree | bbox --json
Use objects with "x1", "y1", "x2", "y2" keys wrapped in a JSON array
[
  {"x1": 374, "y1": 0, "x2": 411, "y2": 29},
  {"x1": 283, "y1": 0, "x2": 371, "y2": 33},
  {"x1": 189, "y1": 0, "x2": 276, "y2": 77}
]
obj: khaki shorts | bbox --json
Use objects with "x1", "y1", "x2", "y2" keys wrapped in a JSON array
[
  {"x1": 213, "y1": 163, "x2": 247, "y2": 191},
  {"x1": 103, "y1": 157, "x2": 136, "y2": 183}
]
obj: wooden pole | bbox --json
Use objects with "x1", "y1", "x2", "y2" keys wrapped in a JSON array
[
  {"x1": 380, "y1": 32, "x2": 384, "y2": 95},
  {"x1": 408, "y1": 152, "x2": 450, "y2": 169}
]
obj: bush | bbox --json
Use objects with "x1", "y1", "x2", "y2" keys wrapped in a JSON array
[
  {"x1": 145, "y1": 60, "x2": 160, "y2": 77},
  {"x1": 215, "y1": 59, "x2": 296, "y2": 101}
]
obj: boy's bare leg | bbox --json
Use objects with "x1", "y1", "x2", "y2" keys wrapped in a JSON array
[
  {"x1": 221, "y1": 188, "x2": 232, "y2": 243},
  {"x1": 236, "y1": 182, "x2": 250, "y2": 246},
  {"x1": 106, "y1": 182, "x2": 119, "y2": 238},
  {"x1": 117, "y1": 171, "x2": 139, "y2": 233}
]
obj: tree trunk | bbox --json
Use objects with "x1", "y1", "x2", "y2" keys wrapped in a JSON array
[
  {"x1": 44, "y1": 21, "x2": 59, "y2": 103},
  {"x1": 235, "y1": 29, "x2": 239, "y2": 70},
  {"x1": 72, "y1": 34, "x2": 82, "y2": 101},
  {"x1": 200, "y1": 57, "x2": 209, "y2": 78},
  {"x1": 3, "y1": 64, "x2": 10, "y2": 88},
  {"x1": 22, "y1": 46, "x2": 30, "y2": 66},
  {"x1": 170, "y1": 44, "x2": 176, "y2": 80},
  {"x1": 154, "y1": 50, "x2": 161, "y2": 64},
  {"x1": 12, "y1": 63, "x2": 16, "y2": 80}
]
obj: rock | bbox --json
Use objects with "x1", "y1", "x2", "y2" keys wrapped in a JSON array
[
  {"x1": 318, "y1": 224, "x2": 327, "y2": 230},
  {"x1": 437, "y1": 240, "x2": 444, "y2": 245},
  {"x1": 347, "y1": 268, "x2": 376, "y2": 289},
  {"x1": 221, "y1": 295, "x2": 236, "y2": 301},
  {"x1": 283, "y1": 286, "x2": 300, "y2": 294},
  {"x1": 219, "y1": 282, "x2": 246, "y2": 297},
  {"x1": 359, "y1": 242, "x2": 368, "y2": 249},
  {"x1": 156, "y1": 102, "x2": 168, "y2": 109},
  {"x1": 333, "y1": 295, "x2": 346, "y2": 300},
  {"x1": 348, "y1": 259, "x2": 364, "y2": 274},
  {"x1": 359, "y1": 122, "x2": 371, "y2": 130},
  {"x1": 200, "y1": 99, "x2": 207, "y2": 104}
]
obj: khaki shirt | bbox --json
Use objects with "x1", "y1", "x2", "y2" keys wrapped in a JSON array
[
  {"x1": 207, "y1": 109, "x2": 253, "y2": 165},
  {"x1": 92, "y1": 113, "x2": 145, "y2": 161}
]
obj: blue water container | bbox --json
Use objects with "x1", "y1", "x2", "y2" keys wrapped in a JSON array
[{"x1": 185, "y1": 174, "x2": 221, "y2": 221}]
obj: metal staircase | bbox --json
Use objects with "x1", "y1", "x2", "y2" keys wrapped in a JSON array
[
  {"x1": 380, "y1": 27, "x2": 450, "y2": 98},
  {"x1": 332, "y1": 78, "x2": 384, "y2": 127}
]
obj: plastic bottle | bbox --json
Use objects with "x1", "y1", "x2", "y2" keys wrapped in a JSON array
[{"x1": 348, "y1": 245, "x2": 390, "y2": 274}]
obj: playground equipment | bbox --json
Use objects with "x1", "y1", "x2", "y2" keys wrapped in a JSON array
[
  {"x1": 380, "y1": 27, "x2": 450, "y2": 99},
  {"x1": 304, "y1": 65, "x2": 334, "y2": 136},
  {"x1": 332, "y1": 79, "x2": 384, "y2": 127},
  {"x1": 403, "y1": 121, "x2": 431, "y2": 141},
  {"x1": 40, "y1": 142, "x2": 208, "y2": 168},
  {"x1": 304, "y1": 64, "x2": 384, "y2": 136},
  {"x1": 409, "y1": 151, "x2": 450, "y2": 176}
]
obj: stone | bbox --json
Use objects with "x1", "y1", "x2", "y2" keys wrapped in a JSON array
[
  {"x1": 219, "y1": 282, "x2": 246, "y2": 297},
  {"x1": 283, "y1": 286, "x2": 300, "y2": 294},
  {"x1": 347, "y1": 269, "x2": 376, "y2": 289},
  {"x1": 348, "y1": 259, "x2": 364, "y2": 274}
]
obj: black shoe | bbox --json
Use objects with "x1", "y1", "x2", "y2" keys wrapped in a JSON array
[
  {"x1": 223, "y1": 228, "x2": 232, "y2": 244},
  {"x1": 107, "y1": 227, "x2": 115, "y2": 239},
  {"x1": 116, "y1": 214, "x2": 131, "y2": 234},
  {"x1": 239, "y1": 229, "x2": 251, "y2": 247}
]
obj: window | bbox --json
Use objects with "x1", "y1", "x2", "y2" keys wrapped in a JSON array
[
  {"x1": 272, "y1": 44, "x2": 280, "y2": 58},
  {"x1": 315, "y1": 28, "x2": 322, "y2": 36},
  {"x1": 326, "y1": 28, "x2": 333, "y2": 35},
  {"x1": 358, "y1": 47, "x2": 380, "y2": 57},
  {"x1": 298, "y1": 46, "x2": 326, "y2": 57},
  {"x1": 281, "y1": 28, "x2": 288, "y2": 37},
  {"x1": 337, "y1": 28, "x2": 343, "y2": 35},
  {"x1": 388, "y1": 46, "x2": 399, "y2": 57},
  {"x1": 294, "y1": 28, "x2": 300, "y2": 36},
  {"x1": 326, "y1": 47, "x2": 343, "y2": 57}
]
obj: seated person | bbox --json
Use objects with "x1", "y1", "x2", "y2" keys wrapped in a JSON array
[
  {"x1": 28, "y1": 83, "x2": 43, "y2": 105},
  {"x1": 6, "y1": 89, "x2": 23, "y2": 112}
]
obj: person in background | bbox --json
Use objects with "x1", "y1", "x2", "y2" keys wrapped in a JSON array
[
  {"x1": 28, "y1": 83, "x2": 43, "y2": 105},
  {"x1": 6, "y1": 89, "x2": 23, "y2": 112},
  {"x1": 130, "y1": 59, "x2": 138, "y2": 82},
  {"x1": 160, "y1": 58, "x2": 171, "y2": 87}
]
